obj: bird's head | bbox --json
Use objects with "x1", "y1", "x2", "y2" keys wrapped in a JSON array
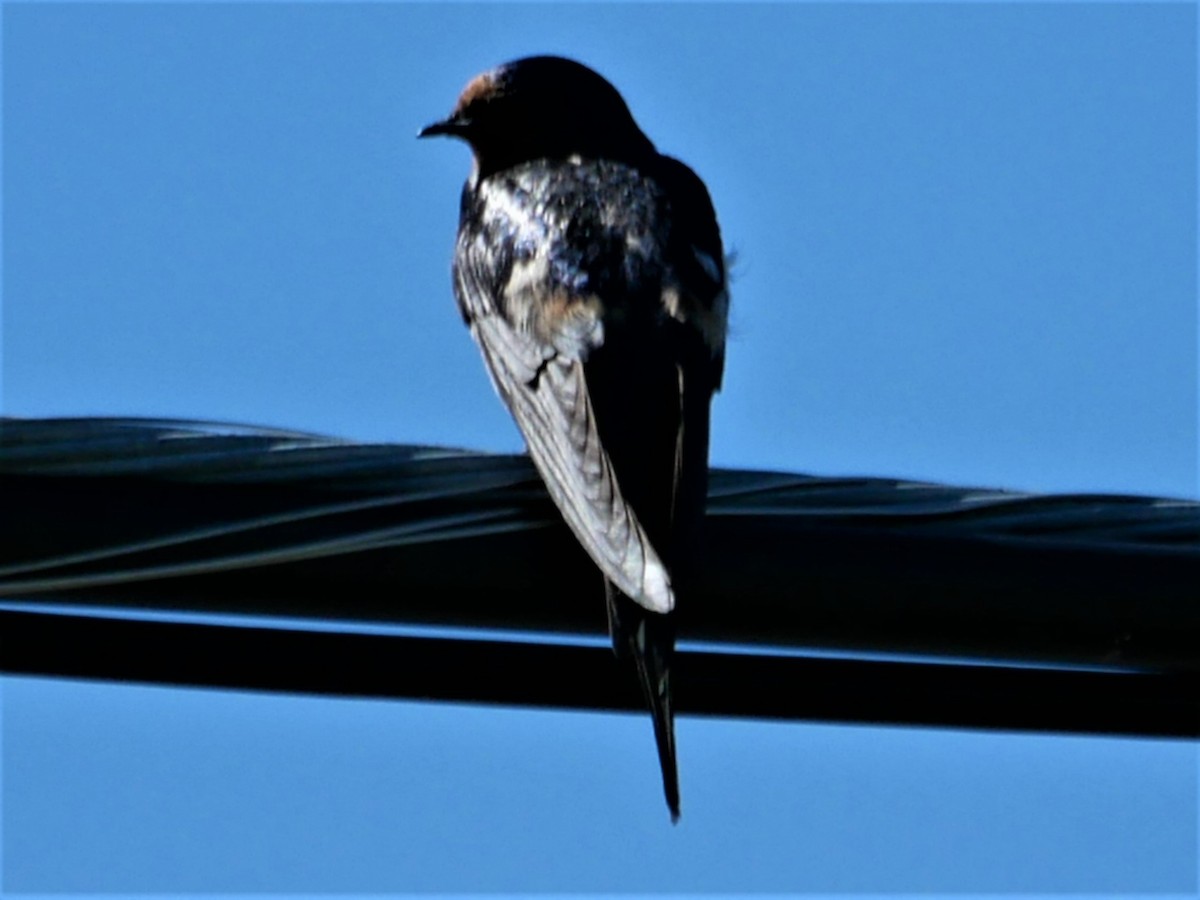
[{"x1": 419, "y1": 56, "x2": 656, "y2": 180}]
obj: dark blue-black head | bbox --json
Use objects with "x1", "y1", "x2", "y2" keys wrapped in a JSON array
[{"x1": 419, "y1": 56, "x2": 656, "y2": 179}]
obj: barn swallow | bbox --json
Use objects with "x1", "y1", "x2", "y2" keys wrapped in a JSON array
[{"x1": 420, "y1": 55, "x2": 728, "y2": 821}]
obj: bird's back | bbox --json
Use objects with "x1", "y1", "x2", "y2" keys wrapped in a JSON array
[{"x1": 454, "y1": 157, "x2": 719, "y2": 580}]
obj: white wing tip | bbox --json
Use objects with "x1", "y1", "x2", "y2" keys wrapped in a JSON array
[{"x1": 641, "y1": 560, "x2": 674, "y2": 614}]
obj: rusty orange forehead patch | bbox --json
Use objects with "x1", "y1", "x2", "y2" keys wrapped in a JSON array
[{"x1": 455, "y1": 70, "x2": 502, "y2": 114}]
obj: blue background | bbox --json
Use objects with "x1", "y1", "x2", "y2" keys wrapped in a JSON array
[{"x1": 2, "y1": 2, "x2": 1197, "y2": 895}]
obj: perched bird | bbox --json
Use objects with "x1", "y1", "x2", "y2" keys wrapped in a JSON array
[{"x1": 420, "y1": 55, "x2": 728, "y2": 821}]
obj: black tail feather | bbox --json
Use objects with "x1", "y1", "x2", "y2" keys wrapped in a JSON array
[{"x1": 606, "y1": 581, "x2": 680, "y2": 822}]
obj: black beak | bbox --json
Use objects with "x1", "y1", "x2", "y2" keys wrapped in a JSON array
[{"x1": 418, "y1": 117, "x2": 469, "y2": 139}]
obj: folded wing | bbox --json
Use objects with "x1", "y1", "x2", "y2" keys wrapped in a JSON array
[{"x1": 455, "y1": 260, "x2": 675, "y2": 614}]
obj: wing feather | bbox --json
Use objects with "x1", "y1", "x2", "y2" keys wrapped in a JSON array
[{"x1": 459, "y1": 270, "x2": 674, "y2": 614}]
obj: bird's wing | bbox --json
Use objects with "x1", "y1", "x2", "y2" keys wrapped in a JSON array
[
  {"x1": 454, "y1": 259, "x2": 675, "y2": 614},
  {"x1": 657, "y1": 154, "x2": 729, "y2": 390},
  {"x1": 651, "y1": 155, "x2": 730, "y2": 569}
]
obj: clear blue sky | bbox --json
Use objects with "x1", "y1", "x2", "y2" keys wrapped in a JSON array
[{"x1": 2, "y1": 2, "x2": 1197, "y2": 895}]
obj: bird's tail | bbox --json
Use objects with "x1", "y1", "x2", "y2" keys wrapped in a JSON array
[{"x1": 606, "y1": 580, "x2": 680, "y2": 823}]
